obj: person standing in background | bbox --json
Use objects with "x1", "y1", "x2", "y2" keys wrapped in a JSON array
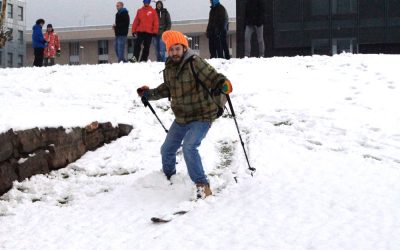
[
  {"x1": 32, "y1": 19, "x2": 47, "y2": 67},
  {"x1": 131, "y1": 0, "x2": 159, "y2": 62},
  {"x1": 206, "y1": 0, "x2": 230, "y2": 59},
  {"x1": 244, "y1": 0, "x2": 265, "y2": 57},
  {"x1": 153, "y1": 1, "x2": 171, "y2": 62},
  {"x1": 43, "y1": 24, "x2": 61, "y2": 66},
  {"x1": 113, "y1": 1, "x2": 130, "y2": 62}
]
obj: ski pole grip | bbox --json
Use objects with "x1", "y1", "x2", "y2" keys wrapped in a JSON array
[{"x1": 141, "y1": 96, "x2": 149, "y2": 107}]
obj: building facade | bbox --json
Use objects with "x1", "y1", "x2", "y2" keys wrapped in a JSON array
[
  {"x1": 236, "y1": 0, "x2": 400, "y2": 57},
  {"x1": 25, "y1": 19, "x2": 237, "y2": 65},
  {"x1": 0, "y1": 0, "x2": 26, "y2": 68}
]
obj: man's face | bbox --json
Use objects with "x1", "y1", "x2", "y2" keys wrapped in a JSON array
[
  {"x1": 168, "y1": 44, "x2": 186, "y2": 64},
  {"x1": 116, "y1": 2, "x2": 123, "y2": 10},
  {"x1": 156, "y1": 2, "x2": 162, "y2": 9}
]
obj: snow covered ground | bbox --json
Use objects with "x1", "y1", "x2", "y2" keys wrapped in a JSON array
[{"x1": 0, "y1": 55, "x2": 400, "y2": 250}]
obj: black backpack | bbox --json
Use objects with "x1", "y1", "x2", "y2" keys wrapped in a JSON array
[{"x1": 189, "y1": 58, "x2": 227, "y2": 118}]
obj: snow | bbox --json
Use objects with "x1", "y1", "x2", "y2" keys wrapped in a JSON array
[{"x1": 1, "y1": 54, "x2": 400, "y2": 249}]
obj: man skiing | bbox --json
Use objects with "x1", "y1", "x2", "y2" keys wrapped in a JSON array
[{"x1": 137, "y1": 30, "x2": 233, "y2": 199}]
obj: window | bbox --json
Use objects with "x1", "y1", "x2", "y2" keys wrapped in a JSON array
[
  {"x1": 18, "y1": 30, "x2": 23, "y2": 44},
  {"x1": 310, "y1": 0, "x2": 329, "y2": 16},
  {"x1": 188, "y1": 36, "x2": 200, "y2": 51},
  {"x1": 69, "y1": 42, "x2": 80, "y2": 65},
  {"x1": 69, "y1": 42, "x2": 80, "y2": 56},
  {"x1": 332, "y1": 0, "x2": 357, "y2": 15},
  {"x1": 17, "y1": 6, "x2": 23, "y2": 21},
  {"x1": 17, "y1": 55, "x2": 23, "y2": 67},
  {"x1": 8, "y1": 28, "x2": 13, "y2": 40},
  {"x1": 311, "y1": 39, "x2": 330, "y2": 55},
  {"x1": 7, "y1": 3, "x2": 13, "y2": 19},
  {"x1": 7, "y1": 53, "x2": 13, "y2": 67},
  {"x1": 332, "y1": 38, "x2": 357, "y2": 54},
  {"x1": 98, "y1": 40, "x2": 108, "y2": 55},
  {"x1": 98, "y1": 40, "x2": 109, "y2": 64}
]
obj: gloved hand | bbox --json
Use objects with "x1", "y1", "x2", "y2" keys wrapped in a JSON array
[
  {"x1": 56, "y1": 49, "x2": 61, "y2": 57},
  {"x1": 221, "y1": 80, "x2": 232, "y2": 94},
  {"x1": 137, "y1": 86, "x2": 150, "y2": 97},
  {"x1": 132, "y1": 33, "x2": 138, "y2": 39}
]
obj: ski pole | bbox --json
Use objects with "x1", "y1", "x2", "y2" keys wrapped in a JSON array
[
  {"x1": 141, "y1": 96, "x2": 169, "y2": 133},
  {"x1": 225, "y1": 94, "x2": 256, "y2": 176}
]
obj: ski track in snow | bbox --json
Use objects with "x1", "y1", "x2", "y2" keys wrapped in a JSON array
[{"x1": 1, "y1": 55, "x2": 400, "y2": 250}]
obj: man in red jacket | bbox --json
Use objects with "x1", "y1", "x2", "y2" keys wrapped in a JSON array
[{"x1": 131, "y1": 0, "x2": 159, "y2": 62}]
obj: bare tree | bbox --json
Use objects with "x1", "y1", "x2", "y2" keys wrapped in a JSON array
[{"x1": 0, "y1": 0, "x2": 13, "y2": 48}]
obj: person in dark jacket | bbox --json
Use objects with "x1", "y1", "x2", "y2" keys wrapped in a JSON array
[
  {"x1": 137, "y1": 30, "x2": 233, "y2": 199},
  {"x1": 245, "y1": 0, "x2": 265, "y2": 57},
  {"x1": 32, "y1": 19, "x2": 47, "y2": 67},
  {"x1": 153, "y1": 1, "x2": 171, "y2": 62},
  {"x1": 206, "y1": 0, "x2": 230, "y2": 59},
  {"x1": 113, "y1": 1, "x2": 130, "y2": 62}
]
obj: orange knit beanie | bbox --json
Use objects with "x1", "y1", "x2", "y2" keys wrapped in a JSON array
[{"x1": 162, "y1": 30, "x2": 189, "y2": 51}]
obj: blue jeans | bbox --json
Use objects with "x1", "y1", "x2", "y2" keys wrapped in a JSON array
[
  {"x1": 152, "y1": 35, "x2": 166, "y2": 62},
  {"x1": 114, "y1": 36, "x2": 127, "y2": 62},
  {"x1": 161, "y1": 120, "x2": 210, "y2": 184}
]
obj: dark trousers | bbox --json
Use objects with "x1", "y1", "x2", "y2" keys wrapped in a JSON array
[
  {"x1": 44, "y1": 58, "x2": 55, "y2": 66},
  {"x1": 220, "y1": 30, "x2": 231, "y2": 60},
  {"x1": 134, "y1": 32, "x2": 153, "y2": 62},
  {"x1": 33, "y1": 48, "x2": 44, "y2": 67},
  {"x1": 208, "y1": 31, "x2": 230, "y2": 59}
]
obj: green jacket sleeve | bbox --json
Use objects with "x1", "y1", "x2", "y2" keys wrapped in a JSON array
[
  {"x1": 193, "y1": 56, "x2": 227, "y2": 91},
  {"x1": 147, "y1": 82, "x2": 170, "y2": 100}
]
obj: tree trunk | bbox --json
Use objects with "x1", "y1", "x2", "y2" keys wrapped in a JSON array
[{"x1": 0, "y1": 0, "x2": 9, "y2": 48}]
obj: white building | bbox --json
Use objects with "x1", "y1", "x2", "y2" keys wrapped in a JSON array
[{"x1": 0, "y1": 0, "x2": 26, "y2": 68}]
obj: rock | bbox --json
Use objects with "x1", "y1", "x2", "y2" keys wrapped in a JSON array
[
  {"x1": 48, "y1": 141, "x2": 86, "y2": 170},
  {"x1": 0, "y1": 130, "x2": 14, "y2": 162},
  {"x1": 0, "y1": 162, "x2": 18, "y2": 195},
  {"x1": 83, "y1": 129, "x2": 105, "y2": 151},
  {"x1": 15, "y1": 128, "x2": 44, "y2": 154},
  {"x1": 16, "y1": 150, "x2": 50, "y2": 181},
  {"x1": 43, "y1": 127, "x2": 83, "y2": 146},
  {"x1": 118, "y1": 123, "x2": 133, "y2": 137},
  {"x1": 99, "y1": 122, "x2": 119, "y2": 143}
]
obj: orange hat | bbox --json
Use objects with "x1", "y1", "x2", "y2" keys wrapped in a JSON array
[{"x1": 162, "y1": 30, "x2": 189, "y2": 51}]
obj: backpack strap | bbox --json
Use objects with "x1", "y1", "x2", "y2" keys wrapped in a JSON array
[
  {"x1": 189, "y1": 56, "x2": 226, "y2": 112},
  {"x1": 189, "y1": 56, "x2": 211, "y2": 100}
]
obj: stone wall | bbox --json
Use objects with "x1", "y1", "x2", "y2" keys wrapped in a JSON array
[{"x1": 0, "y1": 122, "x2": 133, "y2": 196}]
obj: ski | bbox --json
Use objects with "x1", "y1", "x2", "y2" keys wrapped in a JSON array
[
  {"x1": 151, "y1": 210, "x2": 188, "y2": 223},
  {"x1": 150, "y1": 139, "x2": 240, "y2": 224}
]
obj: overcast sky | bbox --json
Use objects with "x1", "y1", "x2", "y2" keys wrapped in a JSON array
[{"x1": 26, "y1": 0, "x2": 236, "y2": 28}]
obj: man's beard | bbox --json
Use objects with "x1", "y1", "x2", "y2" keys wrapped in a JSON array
[{"x1": 172, "y1": 55, "x2": 183, "y2": 64}]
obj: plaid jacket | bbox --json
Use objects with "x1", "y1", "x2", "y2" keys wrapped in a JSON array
[{"x1": 147, "y1": 49, "x2": 227, "y2": 124}]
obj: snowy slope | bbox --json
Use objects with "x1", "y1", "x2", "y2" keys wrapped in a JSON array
[{"x1": 0, "y1": 55, "x2": 400, "y2": 250}]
